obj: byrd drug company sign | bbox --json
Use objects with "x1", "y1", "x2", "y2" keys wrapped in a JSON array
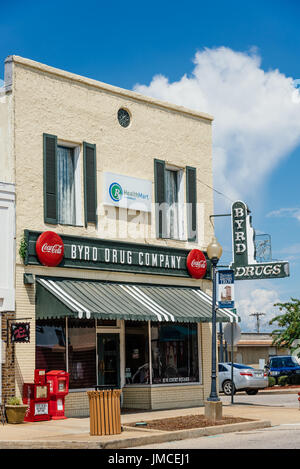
[
  {"x1": 230, "y1": 201, "x2": 289, "y2": 280},
  {"x1": 25, "y1": 230, "x2": 211, "y2": 279}
]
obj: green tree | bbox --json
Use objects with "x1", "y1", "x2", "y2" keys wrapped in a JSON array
[{"x1": 269, "y1": 298, "x2": 300, "y2": 356}]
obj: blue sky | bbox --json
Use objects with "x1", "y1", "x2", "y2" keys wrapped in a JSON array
[{"x1": 1, "y1": 0, "x2": 300, "y2": 331}]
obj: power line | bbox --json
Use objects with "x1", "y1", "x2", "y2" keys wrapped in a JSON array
[{"x1": 196, "y1": 177, "x2": 235, "y2": 204}]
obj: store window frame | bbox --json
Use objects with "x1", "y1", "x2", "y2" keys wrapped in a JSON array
[
  {"x1": 124, "y1": 320, "x2": 202, "y2": 387},
  {"x1": 36, "y1": 317, "x2": 203, "y2": 391},
  {"x1": 36, "y1": 317, "x2": 123, "y2": 392}
]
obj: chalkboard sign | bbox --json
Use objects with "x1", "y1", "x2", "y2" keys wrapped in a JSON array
[{"x1": 11, "y1": 323, "x2": 30, "y2": 343}]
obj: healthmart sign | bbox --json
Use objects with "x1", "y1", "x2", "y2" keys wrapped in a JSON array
[
  {"x1": 229, "y1": 201, "x2": 289, "y2": 280},
  {"x1": 103, "y1": 172, "x2": 152, "y2": 212}
]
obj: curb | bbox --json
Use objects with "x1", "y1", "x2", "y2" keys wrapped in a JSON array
[
  {"x1": 0, "y1": 419, "x2": 271, "y2": 449},
  {"x1": 105, "y1": 419, "x2": 271, "y2": 449},
  {"x1": 258, "y1": 389, "x2": 300, "y2": 395}
]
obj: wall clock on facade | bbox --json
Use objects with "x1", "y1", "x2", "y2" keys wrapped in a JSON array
[{"x1": 118, "y1": 108, "x2": 130, "y2": 128}]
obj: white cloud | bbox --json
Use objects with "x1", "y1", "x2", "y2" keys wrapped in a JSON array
[
  {"x1": 267, "y1": 207, "x2": 300, "y2": 222},
  {"x1": 134, "y1": 47, "x2": 300, "y2": 207},
  {"x1": 133, "y1": 47, "x2": 300, "y2": 332},
  {"x1": 235, "y1": 282, "x2": 281, "y2": 332}
]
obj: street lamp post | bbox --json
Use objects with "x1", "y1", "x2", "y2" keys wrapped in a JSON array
[
  {"x1": 219, "y1": 323, "x2": 224, "y2": 363},
  {"x1": 205, "y1": 237, "x2": 223, "y2": 419}
]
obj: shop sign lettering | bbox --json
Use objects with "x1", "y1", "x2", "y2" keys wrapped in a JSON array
[
  {"x1": 230, "y1": 201, "x2": 289, "y2": 280},
  {"x1": 70, "y1": 244, "x2": 183, "y2": 270},
  {"x1": 161, "y1": 377, "x2": 194, "y2": 383},
  {"x1": 11, "y1": 322, "x2": 30, "y2": 343}
]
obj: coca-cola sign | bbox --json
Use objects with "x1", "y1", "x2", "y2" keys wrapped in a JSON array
[
  {"x1": 36, "y1": 231, "x2": 64, "y2": 267},
  {"x1": 186, "y1": 249, "x2": 207, "y2": 279}
]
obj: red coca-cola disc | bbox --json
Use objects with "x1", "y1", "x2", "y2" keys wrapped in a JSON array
[
  {"x1": 36, "y1": 231, "x2": 64, "y2": 267},
  {"x1": 186, "y1": 249, "x2": 207, "y2": 279}
]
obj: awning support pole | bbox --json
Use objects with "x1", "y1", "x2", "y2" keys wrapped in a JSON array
[
  {"x1": 148, "y1": 321, "x2": 152, "y2": 385},
  {"x1": 65, "y1": 317, "x2": 69, "y2": 373}
]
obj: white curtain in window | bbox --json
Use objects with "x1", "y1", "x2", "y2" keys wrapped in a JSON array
[
  {"x1": 165, "y1": 169, "x2": 179, "y2": 239},
  {"x1": 57, "y1": 146, "x2": 76, "y2": 225}
]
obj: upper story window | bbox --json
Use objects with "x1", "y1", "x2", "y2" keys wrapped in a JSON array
[
  {"x1": 43, "y1": 134, "x2": 97, "y2": 227},
  {"x1": 165, "y1": 168, "x2": 184, "y2": 240},
  {"x1": 57, "y1": 146, "x2": 76, "y2": 225},
  {"x1": 154, "y1": 159, "x2": 197, "y2": 242}
]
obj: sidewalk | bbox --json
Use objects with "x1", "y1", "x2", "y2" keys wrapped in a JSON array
[{"x1": 0, "y1": 388, "x2": 299, "y2": 449}]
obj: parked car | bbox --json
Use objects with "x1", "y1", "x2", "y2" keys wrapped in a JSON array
[
  {"x1": 265, "y1": 355, "x2": 300, "y2": 382},
  {"x1": 218, "y1": 362, "x2": 268, "y2": 395}
]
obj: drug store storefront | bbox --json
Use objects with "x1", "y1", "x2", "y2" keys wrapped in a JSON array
[{"x1": 24, "y1": 230, "x2": 238, "y2": 417}]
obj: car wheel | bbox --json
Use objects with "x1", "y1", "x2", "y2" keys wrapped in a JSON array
[
  {"x1": 222, "y1": 380, "x2": 236, "y2": 396},
  {"x1": 246, "y1": 389, "x2": 258, "y2": 395}
]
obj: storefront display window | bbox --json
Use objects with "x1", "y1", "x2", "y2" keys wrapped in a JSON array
[
  {"x1": 151, "y1": 323, "x2": 198, "y2": 384},
  {"x1": 36, "y1": 320, "x2": 66, "y2": 371},
  {"x1": 125, "y1": 321, "x2": 149, "y2": 384},
  {"x1": 36, "y1": 319, "x2": 96, "y2": 390},
  {"x1": 36, "y1": 318, "x2": 199, "y2": 389},
  {"x1": 68, "y1": 319, "x2": 96, "y2": 389}
]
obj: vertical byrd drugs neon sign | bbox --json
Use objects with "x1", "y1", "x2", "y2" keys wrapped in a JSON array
[{"x1": 230, "y1": 201, "x2": 289, "y2": 280}]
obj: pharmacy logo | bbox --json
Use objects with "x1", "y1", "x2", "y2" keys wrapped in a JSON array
[{"x1": 109, "y1": 182, "x2": 123, "y2": 202}]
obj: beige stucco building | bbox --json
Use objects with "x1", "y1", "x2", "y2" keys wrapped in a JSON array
[
  {"x1": 234, "y1": 333, "x2": 289, "y2": 366},
  {"x1": 0, "y1": 55, "x2": 238, "y2": 417}
]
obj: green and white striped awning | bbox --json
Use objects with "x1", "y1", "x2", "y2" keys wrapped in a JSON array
[{"x1": 36, "y1": 278, "x2": 239, "y2": 323}]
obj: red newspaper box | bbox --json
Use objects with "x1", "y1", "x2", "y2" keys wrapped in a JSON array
[
  {"x1": 34, "y1": 369, "x2": 46, "y2": 385},
  {"x1": 46, "y1": 370, "x2": 69, "y2": 420},
  {"x1": 23, "y1": 382, "x2": 51, "y2": 422}
]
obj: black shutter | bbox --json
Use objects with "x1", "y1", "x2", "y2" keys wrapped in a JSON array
[
  {"x1": 83, "y1": 142, "x2": 97, "y2": 226},
  {"x1": 43, "y1": 133, "x2": 57, "y2": 224},
  {"x1": 154, "y1": 159, "x2": 166, "y2": 238},
  {"x1": 186, "y1": 166, "x2": 197, "y2": 242}
]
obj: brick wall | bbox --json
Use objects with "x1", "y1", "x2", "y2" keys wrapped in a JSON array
[
  {"x1": 65, "y1": 392, "x2": 90, "y2": 418},
  {"x1": 1, "y1": 312, "x2": 16, "y2": 403},
  {"x1": 122, "y1": 385, "x2": 204, "y2": 410}
]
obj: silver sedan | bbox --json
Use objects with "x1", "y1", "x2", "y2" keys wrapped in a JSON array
[{"x1": 218, "y1": 362, "x2": 269, "y2": 395}]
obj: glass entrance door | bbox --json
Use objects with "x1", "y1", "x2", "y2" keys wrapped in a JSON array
[{"x1": 97, "y1": 334, "x2": 120, "y2": 388}]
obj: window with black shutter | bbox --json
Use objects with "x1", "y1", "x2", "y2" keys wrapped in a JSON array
[
  {"x1": 186, "y1": 166, "x2": 197, "y2": 242},
  {"x1": 154, "y1": 159, "x2": 187, "y2": 240},
  {"x1": 43, "y1": 134, "x2": 88, "y2": 227},
  {"x1": 83, "y1": 142, "x2": 97, "y2": 226},
  {"x1": 43, "y1": 133, "x2": 58, "y2": 224},
  {"x1": 154, "y1": 159, "x2": 166, "y2": 238}
]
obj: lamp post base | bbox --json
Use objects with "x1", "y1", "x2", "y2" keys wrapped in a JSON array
[{"x1": 204, "y1": 400, "x2": 223, "y2": 421}]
